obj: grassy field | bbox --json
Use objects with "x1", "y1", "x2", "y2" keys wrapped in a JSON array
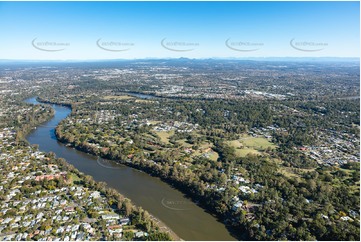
[
  {"x1": 278, "y1": 167, "x2": 302, "y2": 179},
  {"x1": 103, "y1": 95, "x2": 134, "y2": 100},
  {"x1": 176, "y1": 138, "x2": 220, "y2": 162},
  {"x1": 234, "y1": 148, "x2": 261, "y2": 157},
  {"x1": 227, "y1": 135, "x2": 277, "y2": 157},
  {"x1": 207, "y1": 151, "x2": 219, "y2": 161},
  {"x1": 177, "y1": 139, "x2": 193, "y2": 147},
  {"x1": 70, "y1": 173, "x2": 82, "y2": 184},
  {"x1": 265, "y1": 157, "x2": 315, "y2": 179},
  {"x1": 227, "y1": 140, "x2": 244, "y2": 149},
  {"x1": 155, "y1": 130, "x2": 175, "y2": 144},
  {"x1": 241, "y1": 137, "x2": 277, "y2": 150},
  {"x1": 191, "y1": 142, "x2": 212, "y2": 155},
  {"x1": 134, "y1": 99, "x2": 155, "y2": 103},
  {"x1": 190, "y1": 142, "x2": 220, "y2": 161},
  {"x1": 148, "y1": 120, "x2": 162, "y2": 125}
]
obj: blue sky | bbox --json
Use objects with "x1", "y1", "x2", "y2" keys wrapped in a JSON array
[{"x1": 0, "y1": 1, "x2": 359, "y2": 60}]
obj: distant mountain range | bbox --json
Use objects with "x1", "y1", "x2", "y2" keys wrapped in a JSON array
[{"x1": 0, "y1": 57, "x2": 359, "y2": 64}]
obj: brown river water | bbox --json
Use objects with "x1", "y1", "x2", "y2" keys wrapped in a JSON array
[{"x1": 25, "y1": 97, "x2": 237, "y2": 241}]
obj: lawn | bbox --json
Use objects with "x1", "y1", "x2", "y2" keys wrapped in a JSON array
[
  {"x1": 103, "y1": 95, "x2": 134, "y2": 100},
  {"x1": 148, "y1": 120, "x2": 162, "y2": 125},
  {"x1": 177, "y1": 139, "x2": 193, "y2": 147},
  {"x1": 189, "y1": 141, "x2": 220, "y2": 161},
  {"x1": 241, "y1": 137, "x2": 277, "y2": 150},
  {"x1": 234, "y1": 148, "x2": 261, "y2": 157},
  {"x1": 227, "y1": 135, "x2": 277, "y2": 157},
  {"x1": 208, "y1": 151, "x2": 219, "y2": 161},
  {"x1": 70, "y1": 173, "x2": 82, "y2": 184},
  {"x1": 155, "y1": 130, "x2": 175, "y2": 144},
  {"x1": 134, "y1": 99, "x2": 155, "y2": 103},
  {"x1": 228, "y1": 140, "x2": 243, "y2": 149}
]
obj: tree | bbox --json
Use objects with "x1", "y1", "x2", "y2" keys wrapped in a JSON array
[
  {"x1": 123, "y1": 199, "x2": 132, "y2": 216},
  {"x1": 122, "y1": 231, "x2": 134, "y2": 241}
]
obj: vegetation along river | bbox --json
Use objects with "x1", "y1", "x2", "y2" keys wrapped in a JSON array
[{"x1": 25, "y1": 97, "x2": 237, "y2": 241}]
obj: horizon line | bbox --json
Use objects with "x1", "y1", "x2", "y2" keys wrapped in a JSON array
[{"x1": 0, "y1": 57, "x2": 359, "y2": 62}]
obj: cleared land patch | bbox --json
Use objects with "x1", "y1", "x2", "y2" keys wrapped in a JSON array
[
  {"x1": 228, "y1": 135, "x2": 277, "y2": 157},
  {"x1": 103, "y1": 95, "x2": 134, "y2": 100},
  {"x1": 155, "y1": 130, "x2": 175, "y2": 144}
]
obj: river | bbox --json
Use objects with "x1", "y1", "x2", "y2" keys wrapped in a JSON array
[{"x1": 25, "y1": 97, "x2": 237, "y2": 241}]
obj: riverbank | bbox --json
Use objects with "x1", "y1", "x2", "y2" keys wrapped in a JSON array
[
  {"x1": 24, "y1": 97, "x2": 181, "y2": 241},
  {"x1": 0, "y1": 132, "x2": 172, "y2": 240},
  {"x1": 56, "y1": 137, "x2": 243, "y2": 240},
  {"x1": 148, "y1": 214, "x2": 182, "y2": 241},
  {"x1": 56, "y1": 133, "x2": 243, "y2": 240},
  {"x1": 16, "y1": 99, "x2": 55, "y2": 142},
  {"x1": 47, "y1": 95, "x2": 242, "y2": 240},
  {"x1": 26, "y1": 97, "x2": 237, "y2": 241}
]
